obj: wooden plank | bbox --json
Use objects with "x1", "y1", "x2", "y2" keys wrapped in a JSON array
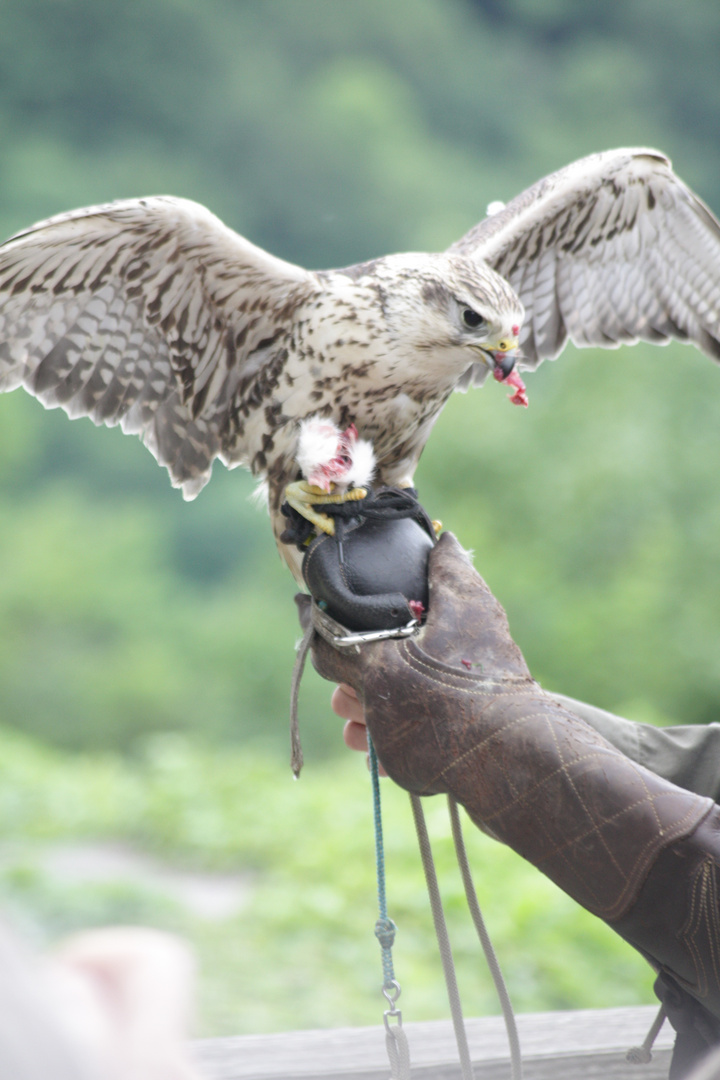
[{"x1": 193, "y1": 1005, "x2": 674, "y2": 1080}]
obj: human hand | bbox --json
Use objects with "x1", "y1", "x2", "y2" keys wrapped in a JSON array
[
  {"x1": 0, "y1": 922, "x2": 199, "y2": 1080},
  {"x1": 301, "y1": 530, "x2": 532, "y2": 794},
  {"x1": 331, "y1": 682, "x2": 388, "y2": 775},
  {"x1": 46, "y1": 927, "x2": 198, "y2": 1080}
]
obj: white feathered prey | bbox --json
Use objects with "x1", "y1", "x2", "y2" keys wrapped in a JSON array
[
  {"x1": 295, "y1": 418, "x2": 376, "y2": 493},
  {"x1": 0, "y1": 148, "x2": 719, "y2": 578}
]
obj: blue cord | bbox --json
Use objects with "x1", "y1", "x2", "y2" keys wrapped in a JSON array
[{"x1": 368, "y1": 734, "x2": 398, "y2": 991}]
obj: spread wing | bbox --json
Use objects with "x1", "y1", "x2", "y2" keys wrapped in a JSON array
[
  {"x1": 450, "y1": 148, "x2": 720, "y2": 370},
  {"x1": 0, "y1": 197, "x2": 316, "y2": 497}
]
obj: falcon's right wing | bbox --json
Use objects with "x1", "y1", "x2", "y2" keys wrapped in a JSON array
[{"x1": 0, "y1": 197, "x2": 318, "y2": 497}]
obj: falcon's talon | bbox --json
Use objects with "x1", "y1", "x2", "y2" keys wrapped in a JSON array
[
  {"x1": 284, "y1": 481, "x2": 336, "y2": 535},
  {"x1": 284, "y1": 480, "x2": 369, "y2": 537},
  {"x1": 431, "y1": 519, "x2": 443, "y2": 536},
  {"x1": 336, "y1": 486, "x2": 368, "y2": 504}
]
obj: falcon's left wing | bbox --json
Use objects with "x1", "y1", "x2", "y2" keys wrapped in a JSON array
[{"x1": 450, "y1": 148, "x2": 720, "y2": 371}]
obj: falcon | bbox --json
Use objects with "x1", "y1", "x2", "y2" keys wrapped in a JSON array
[{"x1": 0, "y1": 147, "x2": 719, "y2": 581}]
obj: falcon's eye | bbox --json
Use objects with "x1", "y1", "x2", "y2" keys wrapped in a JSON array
[{"x1": 462, "y1": 308, "x2": 486, "y2": 331}]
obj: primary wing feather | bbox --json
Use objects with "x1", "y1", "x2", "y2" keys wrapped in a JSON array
[
  {"x1": 0, "y1": 197, "x2": 316, "y2": 497},
  {"x1": 450, "y1": 148, "x2": 720, "y2": 370}
]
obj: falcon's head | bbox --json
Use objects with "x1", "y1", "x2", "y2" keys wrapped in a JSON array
[{"x1": 370, "y1": 252, "x2": 525, "y2": 391}]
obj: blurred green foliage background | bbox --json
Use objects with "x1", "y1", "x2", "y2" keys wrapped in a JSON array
[{"x1": 0, "y1": 0, "x2": 719, "y2": 1038}]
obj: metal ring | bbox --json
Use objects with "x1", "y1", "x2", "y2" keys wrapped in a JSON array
[
  {"x1": 382, "y1": 980, "x2": 402, "y2": 1007},
  {"x1": 384, "y1": 1008, "x2": 404, "y2": 1033},
  {"x1": 331, "y1": 620, "x2": 418, "y2": 647}
]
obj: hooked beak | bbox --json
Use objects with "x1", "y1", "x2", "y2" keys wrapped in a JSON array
[
  {"x1": 493, "y1": 349, "x2": 517, "y2": 380},
  {"x1": 479, "y1": 336, "x2": 519, "y2": 380},
  {"x1": 476, "y1": 334, "x2": 528, "y2": 407}
]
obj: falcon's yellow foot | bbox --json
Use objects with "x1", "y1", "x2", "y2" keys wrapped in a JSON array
[{"x1": 284, "y1": 481, "x2": 368, "y2": 537}]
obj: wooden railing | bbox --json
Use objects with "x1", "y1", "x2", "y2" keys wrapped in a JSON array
[{"x1": 193, "y1": 1004, "x2": 674, "y2": 1079}]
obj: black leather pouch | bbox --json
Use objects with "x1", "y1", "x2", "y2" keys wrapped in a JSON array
[{"x1": 297, "y1": 488, "x2": 436, "y2": 633}]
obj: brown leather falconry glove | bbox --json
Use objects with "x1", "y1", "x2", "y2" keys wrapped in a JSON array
[{"x1": 303, "y1": 532, "x2": 720, "y2": 1077}]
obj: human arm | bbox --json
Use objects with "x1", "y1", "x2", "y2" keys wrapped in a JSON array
[
  {"x1": 334, "y1": 656, "x2": 720, "y2": 802},
  {"x1": 306, "y1": 533, "x2": 720, "y2": 1072}
]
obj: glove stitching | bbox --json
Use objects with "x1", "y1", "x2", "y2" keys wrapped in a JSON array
[
  {"x1": 401, "y1": 640, "x2": 535, "y2": 693},
  {"x1": 543, "y1": 714, "x2": 638, "y2": 888},
  {"x1": 417, "y1": 696, "x2": 713, "y2": 917},
  {"x1": 406, "y1": 637, "x2": 531, "y2": 684},
  {"x1": 680, "y1": 856, "x2": 720, "y2": 997},
  {"x1": 401, "y1": 649, "x2": 706, "y2": 858}
]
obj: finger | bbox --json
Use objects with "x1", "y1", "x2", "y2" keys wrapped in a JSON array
[
  {"x1": 343, "y1": 720, "x2": 389, "y2": 776},
  {"x1": 332, "y1": 685, "x2": 365, "y2": 724},
  {"x1": 343, "y1": 719, "x2": 368, "y2": 752}
]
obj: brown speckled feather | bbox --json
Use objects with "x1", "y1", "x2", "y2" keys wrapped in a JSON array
[
  {"x1": 1, "y1": 149, "x2": 720, "y2": 580},
  {"x1": 451, "y1": 148, "x2": 720, "y2": 369}
]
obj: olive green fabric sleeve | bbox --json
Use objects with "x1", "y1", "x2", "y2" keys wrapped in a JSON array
[{"x1": 551, "y1": 692, "x2": 720, "y2": 802}]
